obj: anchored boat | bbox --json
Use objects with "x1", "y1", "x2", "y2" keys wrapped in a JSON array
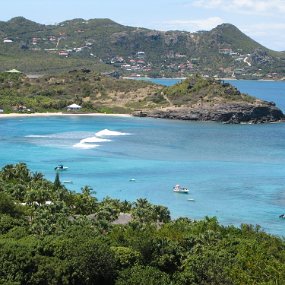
[
  {"x1": 173, "y1": 184, "x2": 189, "y2": 194},
  {"x1": 54, "y1": 165, "x2": 68, "y2": 171}
]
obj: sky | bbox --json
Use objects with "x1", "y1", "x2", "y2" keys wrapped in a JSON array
[{"x1": 0, "y1": 0, "x2": 284, "y2": 51}]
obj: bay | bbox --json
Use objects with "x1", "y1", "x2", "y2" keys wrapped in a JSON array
[{"x1": 0, "y1": 79, "x2": 285, "y2": 236}]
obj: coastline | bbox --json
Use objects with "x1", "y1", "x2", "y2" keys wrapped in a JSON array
[
  {"x1": 0, "y1": 112, "x2": 132, "y2": 119},
  {"x1": 123, "y1": 76, "x2": 285, "y2": 82}
]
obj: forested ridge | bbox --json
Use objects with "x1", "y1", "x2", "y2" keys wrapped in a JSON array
[{"x1": 0, "y1": 163, "x2": 284, "y2": 284}]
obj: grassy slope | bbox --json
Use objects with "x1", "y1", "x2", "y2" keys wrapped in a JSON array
[
  {"x1": 0, "y1": 72, "x2": 266, "y2": 114},
  {"x1": 161, "y1": 75, "x2": 258, "y2": 107}
]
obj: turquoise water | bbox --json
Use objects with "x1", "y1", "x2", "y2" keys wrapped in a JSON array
[{"x1": 0, "y1": 80, "x2": 285, "y2": 236}]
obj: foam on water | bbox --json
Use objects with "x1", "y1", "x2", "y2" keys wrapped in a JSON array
[
  {"x1": 73, "y1": 142, "x2": 100, "y2": 149},
  {"x1": 73, "y1": 135, "x2": 111, "y2": 149},
  {"x1": 80, "y1": 137, "x2": 111, "y2": 143},
  {"x1": 96, "y1": 129, "x2": 130, "y2": 137},
  {"x1": 26, "y1": 132, "x2": 84, "y2": 140},
  {"x1": 25, "y1": 135, "x2": 50, "y2": 138}
]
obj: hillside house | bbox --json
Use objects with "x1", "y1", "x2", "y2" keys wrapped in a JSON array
[
  {"x1": 136, "y1": 51, "x2": 145, "y2": 59},
  {"x1": 6, "y1": 69, "x2": 21, "y2": 73},
  {"x1": 67, "y1": 104, "x2": 82, "y2": 111},
  {"x1": 48, "y1": 36, "x2": 57, "y2": 42},
  {"x1": 17, "y1": 105, "x2": 31, "y2": 112},
  {"x1": 3, "y1": 38, "x2": 13, "y2": 43},
  {"x1": 59, "y1": 51, "x2": 69, "y2": 57},
  {"x1": 219, "y1": 48, "x2": 233, "y2": 55}
]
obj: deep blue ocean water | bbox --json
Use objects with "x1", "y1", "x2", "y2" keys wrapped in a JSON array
[{"x1": 1, "y1": 79, "x2": 285, "y2": 236}]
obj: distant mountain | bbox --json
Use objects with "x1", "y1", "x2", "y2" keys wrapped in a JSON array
[{"x1": 0, "y1": 17, "x2": 284, "y2": 79}]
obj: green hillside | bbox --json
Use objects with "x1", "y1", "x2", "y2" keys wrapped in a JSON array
[
  {"x1": 0, "y1": 71, "x2": 282, "y2": 122},
  {"x1": 161, "y1": 75, "x2": 257, "y2": 106},
  {"x1": 209, "y1": 24, "x2": 264, "y2": 52},
  {"x1": 0, "y1": 17, "x2": 284, "y2": 79},
  {"x1": 0, "y1": 70, "x2": 161, "y2": 113}
]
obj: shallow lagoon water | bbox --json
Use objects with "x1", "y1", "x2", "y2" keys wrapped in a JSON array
[{"x1": 0, "y1": 80, "x2": 285, "y2": 236}]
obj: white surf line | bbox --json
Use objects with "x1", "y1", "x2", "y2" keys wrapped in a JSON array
[{"x1": 95, "y1": 129, "x2": 130, "y2": 137}]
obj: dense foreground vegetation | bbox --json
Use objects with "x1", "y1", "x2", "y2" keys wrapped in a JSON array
[{"x1": 0, "y1": 163, "x2": 284, "y2": 284}]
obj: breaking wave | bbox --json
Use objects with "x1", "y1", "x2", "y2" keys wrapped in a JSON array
[
  {"x1": 73, "y1": 142, "x2": 100, "y2": 149},
  {"x1": 26, "y1": 129, "x2": 130, "y2": 150},
  {"x1": 80, "y1": 137, "x2": 111, "y2": 143},
  {"x1": 72, "y1": 136, "x2": 111, "y2": 149},
  {"x1": 95, "y1": 129, "x2": 130, "y2": 137}
]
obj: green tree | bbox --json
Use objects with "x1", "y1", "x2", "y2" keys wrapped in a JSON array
[
  {"x1": 0, "y1": 238, "x2": 38, "y2": 284},
  {"x1": 175, "y1": 249, "x2": 234, "y2": 285},
  {"x1": 116, "y1": 265, "x2": 171, "y2": 285},
  {"x1": 0, "y1": 192, "x2": 23, "y2": 217},
  {"x1": 55, "y1": 238, "x2": 116, "y2": 285},
  {"x1": 29, "y1": 255, "x2": 70, "y2": 285},
  {"x1": 53, "y1": 172, "x2": 61, "y2": 190},
  {"x1": 132, "y1": 198, "x2": 170, "y2": 224},
  {"x1": 110, "y1": 246, "x2": 141, "y2": 270},
  {"x1": 70, "y1": 186, "x2": 98, "y2": 215}
]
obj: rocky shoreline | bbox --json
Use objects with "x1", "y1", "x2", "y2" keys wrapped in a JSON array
[{"x1": 133, "y1": 102, "x2": 285, "y2": 124}]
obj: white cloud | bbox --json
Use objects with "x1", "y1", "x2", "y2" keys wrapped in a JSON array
[
  {"x1": 192, "y1": 0, "x2": 285, "y2": 15},
  {"x1": 241, "y1": 23, "x2": 285, "y2": 50},
  {"x1": 162, "y1": 16, "x2": 224, "y2": 31},
  {"x1": 245, "y1": 23, "x2": 285, "y2": 32}
]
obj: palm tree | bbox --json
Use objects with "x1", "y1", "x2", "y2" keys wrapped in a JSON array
[
  {"x1": 14, "y1": 163, "x2": 31, "y2": 181},
  {"x1": 132, "y1": 198, "x2": 155, "y2": 223},
  {"x1": 1, "y1": 163, "x2": 31, "y2": 182},
  {"x1": 32, "y1": 172, "x2": 44, "y2": 181},
  {"x1": 153, "y1": 205, "x2": 171, "y2": 223},
  {"x1": 1, "y1": 164, "x2": 15, "y2": 181}
]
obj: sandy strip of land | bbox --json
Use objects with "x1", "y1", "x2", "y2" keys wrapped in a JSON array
[{"x1": 0, "y1": 112, "x2": 132, "y2": 119}]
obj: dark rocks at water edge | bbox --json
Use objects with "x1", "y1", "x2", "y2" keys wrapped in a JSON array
[
  {"x1": 132, "y1": 75, "x2": 285, "y2": 124},
  {"x1": 133, "y1": 102, "x2": 285, "y2": 124}
]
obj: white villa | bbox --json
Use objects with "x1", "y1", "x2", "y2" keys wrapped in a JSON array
[
  {"x1": 6, "y1": 69, "x2": 21, "y2": 73},
  {"x1": 67, "y1": 103, "x2": 82, "y2": 111},
  {"x1": 3, "y1": 39, "x2": 13, "y2": 43}
]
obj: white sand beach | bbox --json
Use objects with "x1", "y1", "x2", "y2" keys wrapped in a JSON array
[{"x1": 0, "y1": 112, "x2": 132, "y2": 119}]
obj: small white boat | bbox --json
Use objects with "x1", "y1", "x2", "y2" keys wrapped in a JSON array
[
  {"x1": 54, "y1": 165, "x2": 68, "y2": 171},
  {"x1": 63, "y1": 180, "x2": 73, "y2": 184},
  {"x1": 187, "y1": 198, "x2": 195, "y2": 201},
  {"x1": 173, "y1": 184, "x2": 189, "y2": 194},
  {"x1": 129, "y1": 178, "x2": 136, "y2": 182}
]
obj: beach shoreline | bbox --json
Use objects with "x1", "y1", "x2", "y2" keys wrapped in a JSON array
[{"x1": 0, "y1": 112, "x2": 132, "y2": 119}]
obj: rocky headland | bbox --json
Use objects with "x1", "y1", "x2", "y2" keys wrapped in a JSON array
[
  {"x1": 133, "y1": 102, "x2": 284, "y2": 124},
  {"x1": 133, "y1": 76, "x2": 284, "y2": 124}
]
